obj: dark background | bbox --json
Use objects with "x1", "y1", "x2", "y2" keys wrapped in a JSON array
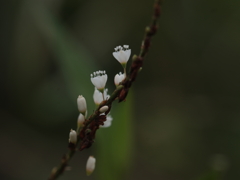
[{"x1": 1, "y1": 0, "x2": 240, "y2": 180}]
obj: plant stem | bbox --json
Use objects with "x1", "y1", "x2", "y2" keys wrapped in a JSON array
[{"x1": 48, "y1": 1, "x2": 161, "y2": 179}]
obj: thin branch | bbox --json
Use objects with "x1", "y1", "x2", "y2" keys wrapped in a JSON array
[{"x1": 48, "y1": 1, "x2": 161, "y2": 179}]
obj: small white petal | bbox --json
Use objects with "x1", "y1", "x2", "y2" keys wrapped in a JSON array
[
  {"x1": 103, "y1": 88, "x2": 110, "y2": 100},
  {"x1": 101, "y1": 114, "x2": 113, "y2": 128},
  {"x1": 112, "y1": 51, "x2": 120, "y2": 61},
  {"x1": 102, "y1": 121, "x2": 112, "y2": 128},
  {"x1": 125, "y1": 49, "x2": 131, "y2": 61}
]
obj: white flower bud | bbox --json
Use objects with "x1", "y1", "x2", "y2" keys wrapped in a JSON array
[
  {"x1": 114, "y1": 72, "x2": 125, "y2": 86},
  {"x1": 99, "y1": 105, "x2": 109, "y2": 113},
  {"x1": 69, "y1": 129, "x2": 77, "y2": 144},
  {"x1": 77, "y1": 95, "x2": 87, "y2": 115},
  {"x1": 86, "y1": 156, "x2": 96, "y2": 176},
  {"x1": 77, "y1": 113, "x2": 85, "y2": 128},
  {"x1": 112, "y1": 45, "x2": 131, "y2": 65},
  {"x1": 93, "y1": 88, "x2": 110, "y2": 105},
  {"x1": 93, "y1": 88, "x2": 103, "y2": 105}
]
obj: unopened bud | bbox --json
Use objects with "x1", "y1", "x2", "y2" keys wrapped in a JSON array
[
  {"x1": 114, "y1": 72, "x2": 125, "y2": 86},
  {"x1": 77, "y1": 95, "x2": 87, "y2": 115},
  {"x1": 69, "y1": 129, "x2": 77, "y2": 144},
  {"x1": 86, "y1": 156, "x2": 96, "y2": 176},
  {"x1": 77, "y1": 113, "x2": 85, "y2": 128},
  {"x1": 99, "y1": 105, "x2": 109, "y2": 113}
]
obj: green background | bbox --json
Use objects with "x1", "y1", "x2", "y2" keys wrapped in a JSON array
[{"x1": 1, "y1": 0, "x2": 240, "y2": 179}]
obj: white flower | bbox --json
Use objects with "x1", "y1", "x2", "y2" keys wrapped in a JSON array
[
  {"x1": 101, "y1": 114, "x2": 113, "y2": 128},
  {"x1": 77, "y1": 113, "x2": 85, "y2": 128},
  {"x1": 99, "y1": 105, "x2": 109, "y2": 113},
  {"x1": 93, "y1": 88, "x2": 109, "y2": 105},
  {"x1": 69, "y1": 129, "x2": 77, "y2": 144},
  {"x1": 114, "y1": 72, "x2": 126, "y2": 86},
  {"x1": 90, "y1": 70, "x2": 108, "y2": 91},
  {"x1": 112, "y1": 45, "x2": 131, "y2": 65},
  {"x1": 77, "y1": 95, "x2": 87, "y2": 115},
  {"x1": 86, "y1": 156, "x2": 96, "y2": 176}
]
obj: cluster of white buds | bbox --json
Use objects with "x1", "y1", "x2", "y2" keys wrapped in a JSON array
[
  {"x1": 77, "y1": 95, "x2": 87, "y2": 129},
  {"x1": 66, "y1": 45, "x2": 131, "y2": 176},
  {"x1": 113, "y1": 45, "x2": 131, "y2": 86},
  {"x1": 89, "y1": 45, "x2": 131, "y2": 128},
  {"x1": 72, "y1": 45, "x2": 131, "y2": 139}
]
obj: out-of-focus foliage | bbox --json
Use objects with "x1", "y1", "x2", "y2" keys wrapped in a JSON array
[{"x1": 1, "y1": 0, "x2": 240, "y2": 180}]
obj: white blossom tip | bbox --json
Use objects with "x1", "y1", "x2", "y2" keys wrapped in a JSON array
[
  {"x1": 77, "y1": 95, "x2": 87, "y2": 115},
  {"x1": 77, "y1": 113, "x2": 85, "y2": 128},
  {"x1": 90, "y1": 70, "x2": 108, "y2": 91},
  {"x1": 113, "y1": 45, "x2": 131, "y2": 65},
  {"x1": 69, "y1": 129, "x2": 77, "y2": 144},
  {"x1": 86, "y1": 156, "x2": 96, "y2": 176}
]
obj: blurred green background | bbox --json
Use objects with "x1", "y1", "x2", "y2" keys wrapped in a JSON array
[{"x1": 1, "y1": 0, "x2": 240, "y2": 179}]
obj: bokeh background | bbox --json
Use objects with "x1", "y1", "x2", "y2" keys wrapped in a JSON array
[{"x1": 1, "y1": 0, "x2": 240, "y2": 179}]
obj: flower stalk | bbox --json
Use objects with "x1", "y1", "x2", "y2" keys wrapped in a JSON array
[{"x1": 48, "y1": 1, "x2": 161, "y2": 179}]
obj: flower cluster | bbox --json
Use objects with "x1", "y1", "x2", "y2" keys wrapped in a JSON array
[
  {"x1": 68, "y1": 45, "x2": 131, "y2": 176},
  {"x1": 73, "y1": 45, "x2": 131, "y2": 133}
]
